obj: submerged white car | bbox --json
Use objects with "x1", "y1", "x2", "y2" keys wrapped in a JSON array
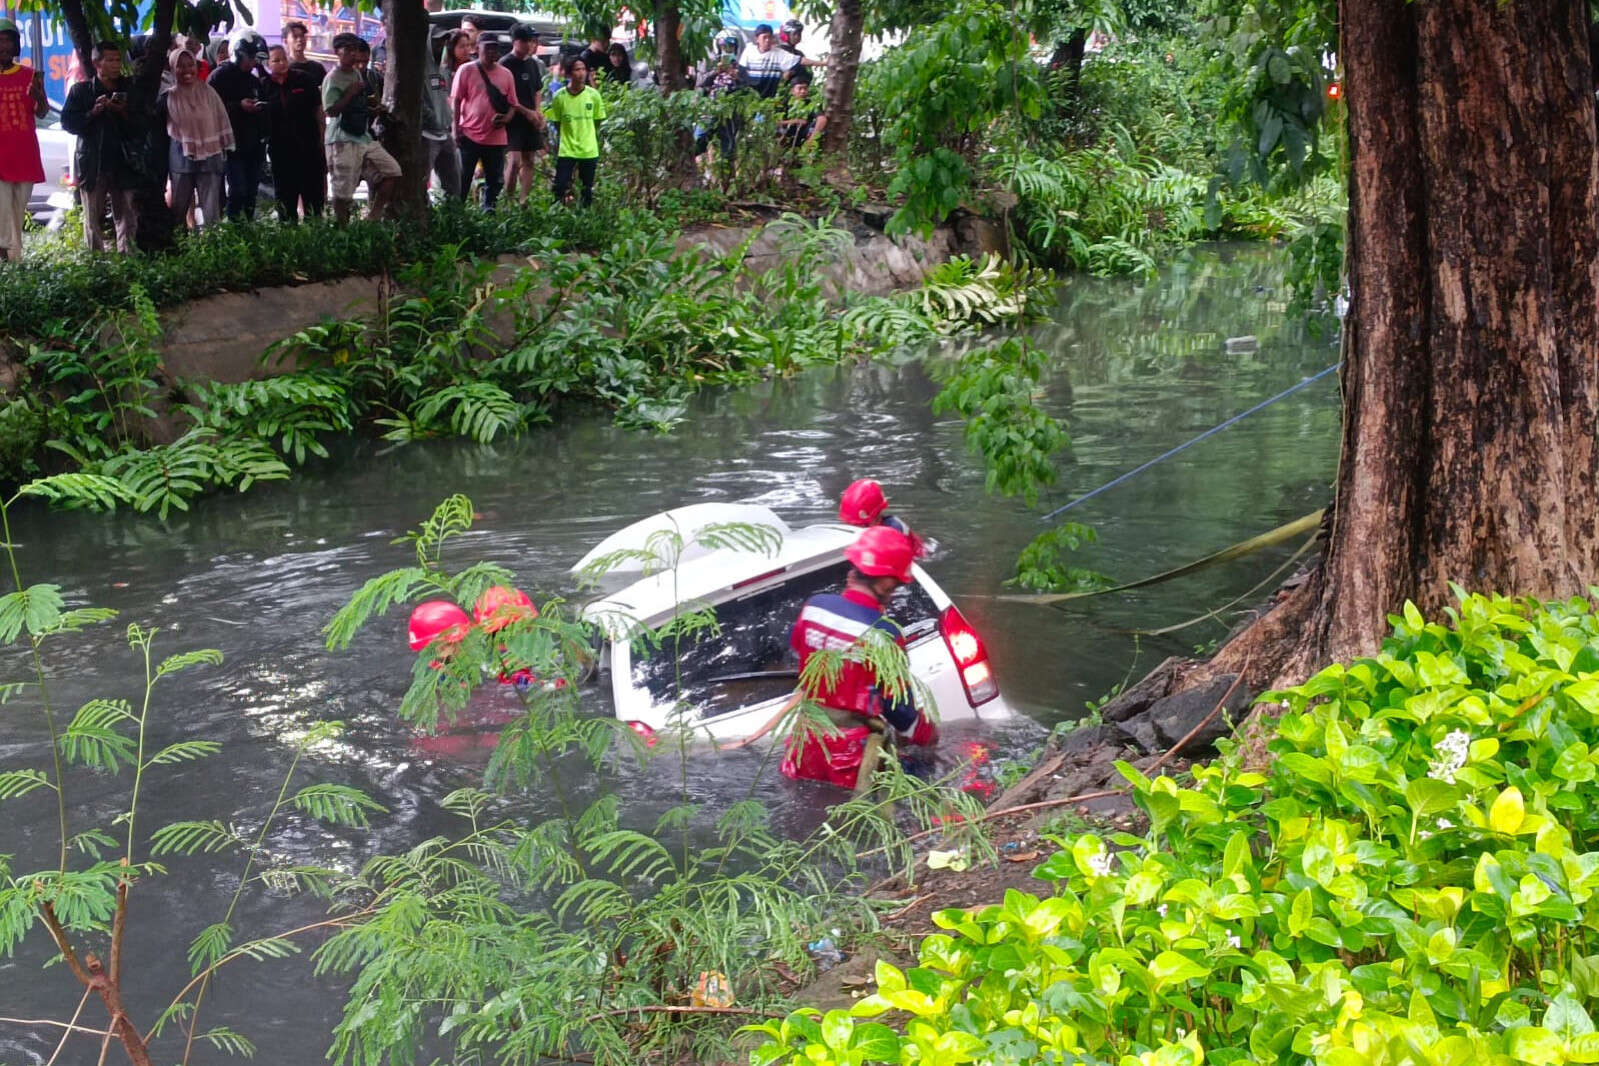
[{"x1": 574, "y1": 503, "x2": 1014, "y2": 742}]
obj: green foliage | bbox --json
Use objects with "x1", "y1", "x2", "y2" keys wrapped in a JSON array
[
  {"x1": 12, "y1": 213, "x2": 1039, "y2": 507},
  {"x1": 1200, "y1": 0, "x2": 1340, "y2": 191},
  {"x1": 0, "y1": 201, "x2": 640, "y2": 341},
  {"x1": 1003, "y1": 141, "x2": 1343, "y2": 277},
  {"x1": 25, "y1": 284, "x2": 163, "y2": 458},
  {"x1": 863, "y1": 0, "x2": 1045, "y2": 235},
  {"x1": 762, "y1": 591, "x2": 1599, "y2": 1065},
  {"x1": 182, "y1": 375, "x2": 357, "y2": 464},
  {"x1": 0, "y1": 475, "x2": 370, "y2": 1058},
  {"x1": 1009, "y1": 522, "x2": 1115, "y2": 593},
  {"x1": 930, "y1": 338, "x2": 1070, "y2": 505}
]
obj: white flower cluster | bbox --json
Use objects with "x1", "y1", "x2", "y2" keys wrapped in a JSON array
[
  {"x1": 1085, "y1": 847, "x2": 1115, "y2": 878},
  {"x1": 1427, "y1": 729, "x2": 1471, "y2": 783}
]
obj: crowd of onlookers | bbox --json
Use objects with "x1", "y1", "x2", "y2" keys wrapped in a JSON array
[{"x1": 0, "y1": 14, "x2": 830, "y2": 260}]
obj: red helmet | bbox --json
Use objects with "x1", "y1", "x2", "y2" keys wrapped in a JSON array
[
  {"x1": 473, "y1": 586, "x2": 537, "y2": 633},
  {"x1": 839, "y1": 479, "x2": 889, "y2": 526},
  {"x1": 408, "y1": 600, "x2": 472, "y2": 651},
  {"x1": 844, "y1": 526, "x2": 915, "y2": 583}
]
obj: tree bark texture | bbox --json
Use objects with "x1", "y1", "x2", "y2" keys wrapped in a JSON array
[
  {"x1": 382, "y1": 0, "x2": 430, "y2": 219},
  {"x1": 1211, "y1": 0, "x2": 1599, "y2": 688},
  {"x1": 653, "y1": 0, "x2": 684, "y2": 94},
  {"x1": 132, "y1": 0, "x2": 180, "y2": 252},
  {"x1": 821, "y1": 0, "x2": 863, "y2": 153},
  {"x1": 56, "y1": 0, "x2": 93, "y2": 69}
]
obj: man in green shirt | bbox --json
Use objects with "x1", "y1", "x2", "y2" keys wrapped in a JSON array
[
  {"x1": 545, "y1": 57, "x2": 607, "y2": 207},
  {"x1": 322, "y1": 32, "x2": 400, "y2": 224}
]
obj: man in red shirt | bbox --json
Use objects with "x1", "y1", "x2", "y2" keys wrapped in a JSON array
[
  {"x1": 450, "y1": 32, "x2": 516, "y2": 210},
  {"x1": 0, "y1": 17, "x2": 48, "y2": 261}
]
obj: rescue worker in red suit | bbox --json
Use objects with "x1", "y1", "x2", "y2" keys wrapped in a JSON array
[
  {"x1": 838, "y1": 478, "x2": 926, "y2": 557},
  {"x1": 782, "y1": 525, "x2": 939, "y2": 787}
]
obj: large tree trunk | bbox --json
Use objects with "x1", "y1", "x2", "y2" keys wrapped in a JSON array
[
  {"x1": 382, "y1": 0, "x2": 429, "y2": 219},
  {"x1": 56, "y1": 0, "x2": 93, "y2": 69},
  {"x1": 821, "y1": 0, "x2": 863, "y2": 154},
  {"x1": 1204, "y1": 0, "x2": 1599, "y2": 690},
  {"x1": 133, "y1": 0, "x2": 179, "y2": 252},
  {"x1": 653, "y1": 0, "x2": 684, "y2": 94}
]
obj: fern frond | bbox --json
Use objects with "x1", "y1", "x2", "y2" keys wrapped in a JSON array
[
  {"x1": 322, "y1": 566, "x2": 438, "y2": 650},
  {"x1": 148, "y1": 820, "x2": 245, "y2": 856},
  {"x1": 0, "y1": 583, "x2": 64, "y2": 643},
  {"x1": 156, "y1": 648, "x2": 225, "y2": 678},
  {"x1": 292, "y1": 784, "x2": 386, "y2": 828},
  {"x1": 145, "y1": 740, "x2": 223, "y2": 766},
  {"x1": 16, "y1": 472, "x2": 134, "y2": 511},
  {"x1": 59, "y1": 698, "x2": 137, "y2": 771},
  {"x1": 0, "y1": 768, "x2": 55, "y2": 800}
]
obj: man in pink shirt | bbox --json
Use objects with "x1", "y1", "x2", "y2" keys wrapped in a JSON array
[{"x1": 450, "y1": 33, "x2": 515, "y2": 210}]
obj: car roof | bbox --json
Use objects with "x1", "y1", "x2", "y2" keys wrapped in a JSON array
[
  {"x1": 570, "y1": 502, "x2": 792, "y2": 576},
  {"x1": 582, "y1": 520, "x2": 859, "y2": 632},
  {"x1": 429, "y1": 9, "x2": 566, "y2": 31}
]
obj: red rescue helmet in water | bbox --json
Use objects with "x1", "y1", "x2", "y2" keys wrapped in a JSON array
[
  {"x1": 473, "y1": 586, "x2": 538, "y2": 633},
  {"x1": 839, "y1": 479, "x2": 889, "y2": 526},
  {"x1": 408, "y1": 600, "x2": 472, "y2": 651},
  {"x1": 844, "y1": 525, "x2": 916, "y2": 583}
]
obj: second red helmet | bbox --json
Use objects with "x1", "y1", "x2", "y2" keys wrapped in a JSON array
[
  {"x1": 408, "y1": 600, "x2": 472, "y2": 652},
  {"x1": 473, "y1": 586, "x2": 537, "y2": 634},
  {"x1": 839, "y1": 479, "x2": 889, "y2": 527},
  {"x1": 844, "y1": 525, "x2": 915, "y2": 583}
]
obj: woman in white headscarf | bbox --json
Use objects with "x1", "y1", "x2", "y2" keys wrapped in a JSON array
[{"x1": 159, "y1": 47, "x2": 234, "y2": 229}]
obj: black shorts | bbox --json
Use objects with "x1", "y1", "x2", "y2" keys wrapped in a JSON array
[{"x1": 506, "y1": 117, "x2": 545, "y2": 152}]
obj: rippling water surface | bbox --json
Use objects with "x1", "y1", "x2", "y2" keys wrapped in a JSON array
[{"x1": 0, "y1": 244, "x2": 1339, "y2": 1063}]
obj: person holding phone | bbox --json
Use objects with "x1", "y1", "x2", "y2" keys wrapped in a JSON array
[
  {"x1": 0, "y1": 17, "x2": 48, "y2": 260},
  {"x1": 61, "y1": 40, "x2": 144, "y2": 252},
  {"x1": 449, "y1": 32, "x2": 516, "y2": 209},
  {"x1": 208, "y1": 30, "x2": 270, "y2": 221},
  {"x1": 323, "y1": 32, "x2": 400, "y2": 224}
]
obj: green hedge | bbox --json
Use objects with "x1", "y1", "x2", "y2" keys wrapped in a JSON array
[
  {"x1": 0, "y1": 194, "x2": 716, "y2": 341},
  {"x1": 757, "y1": 591, "x2": 1599, "y2": 1066}
]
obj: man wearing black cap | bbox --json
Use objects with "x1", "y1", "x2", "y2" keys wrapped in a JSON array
[
  {"x1": 450, "y1": 31, "x2": 516, "y2": 209},
  {"x1": 501, "y1": 23, "x2": 546, "y2": 202}
]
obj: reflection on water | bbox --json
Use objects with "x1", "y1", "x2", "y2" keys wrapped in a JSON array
[{"x1": 0, "y1": 243, "x2": 1338, "y2": 1063}]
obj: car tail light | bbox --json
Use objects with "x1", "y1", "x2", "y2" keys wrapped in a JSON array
[
  {"x1": 940, "y1": 606, "x2": 999, "y2": 706},
  {"x1": 625, "y1": 720, "x2": 659, "y2": 748}
]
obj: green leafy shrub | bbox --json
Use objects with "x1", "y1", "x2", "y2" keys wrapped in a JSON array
[
  {"x1": 930, "y1": 337, "x2": 1069, "y2": 505},
  {"x1": 0, "y1": 472, "x2": 381, "y2": 1064},
  {"x1": 866, "y1": 0, "x2": 1045, "y2": 236},
  {"x1": 757, "y1": 591, "x2": 1599, "y2": 1065},
  {"x1": 0, "y1": 199, "x2": 655, "y2": 342},
  {"x1": 1009, "y1": 522, "x2": 1114, "y2": 593},
  {"x1": 21, "y1": 226, "x2": 1047, "y2": 509}
]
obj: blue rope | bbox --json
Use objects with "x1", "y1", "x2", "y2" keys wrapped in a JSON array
[{"x1": 1040, "y1": 362, "x2": 1342, "y2": 522}]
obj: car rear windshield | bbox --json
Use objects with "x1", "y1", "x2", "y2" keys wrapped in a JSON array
[{"x1": 628, "y1": 561, "x2": 940, "y2": 718}]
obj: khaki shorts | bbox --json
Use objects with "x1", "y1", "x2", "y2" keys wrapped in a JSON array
[{"x1": 325, "y1": 140, "x2": 401, "y2": 200}]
